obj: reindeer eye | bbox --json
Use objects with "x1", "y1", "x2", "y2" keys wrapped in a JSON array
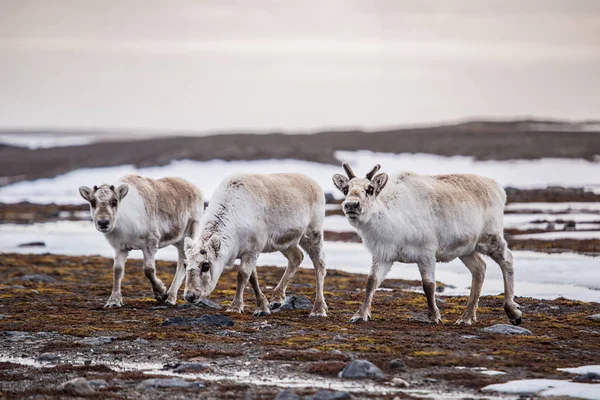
[
  {"x1": 111, "y1": 199, "x2": 118, "y2": 207},
  {"x1": 342, "y1": 187, "x2": 349, "y2": 196},
  {"x1": 183, "y1": 261, "x2": 188, "y2": 269},
  {"x1": 200, "y1": 249, "x2": 206, "y2": 255},
  {"x1": 366, "y1": 186, "x2": 374, "y2": 196},
  {"x1": 90, "y1": 200, "x2": 97, "y2": 208}
]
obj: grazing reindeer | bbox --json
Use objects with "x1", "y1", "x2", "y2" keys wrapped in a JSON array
[
  {"x1": 79, "y1": 175, "x2": 203, "y2": 307},
  {"x1": 183, "y1": 173, "x2": 328, "y2": 317},
  {"x1": 332, "y1": 163, "x2": 521, "y2": 325}
]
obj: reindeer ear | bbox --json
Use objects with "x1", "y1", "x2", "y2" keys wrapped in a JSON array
[
  {"x1": 209, "y1": 235, "x2": 221, "y2": 256},
  {"x1": 332, "y1": 174, "x2": 349, "y2": 192},
  {"x1": 79, "y1": 186, "x2": 94, "y2": 202},
  {"x1": 184, "y1": 237, "x2": 194, "y2": 251},
  {"x1": 371, "y1": 173, "x2": 388, "y2": 195},
  {"x1": 116, "y1": 184, "x2": 129, "y2": 200}
]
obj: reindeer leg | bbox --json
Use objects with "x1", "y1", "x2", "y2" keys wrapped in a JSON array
[{"x1": 350, "y1": 259, "x2": 392, "y2": 323}]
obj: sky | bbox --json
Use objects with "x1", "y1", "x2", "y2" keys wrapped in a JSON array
[{"x1": 1, "y1": 0, "x2": 599, "y2": 133}]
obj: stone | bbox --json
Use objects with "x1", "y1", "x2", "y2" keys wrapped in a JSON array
[
  {"x1": 79, "y1": 336, "x2": 115, "y2": 346},
  {"x1": 480, "y1": 324, "x2": 532, "y2": 336},
  {"x1": 11, "y1": 274, "x2": 55, "y2": 283},
  {"x1": 18, "y1": 241, "x2": 46, "y2": 248},
  {"x1": 178, "y1": 297, "x2": 223, "y2": 309},
  {"x1": 36, "y1": 353, "x2": 61, "y2": 362},
  {"x1": 303, "y1": 390, "x2": 352, "y2": 400},
  {"x1": 388, "y1": 359, "x2": 407, "y2": 372},
  {"x1": 136, "y1": 378, "x2": 205, "y2": 390},
  {"x1": 59, "y1": 377, "x2": 94, "y2": 395},
  {"x1": 274, "y1": 390, "x2": 300, "y2": 400},
  {"x1": 274, "y1": 295, "x2": 313, "y2": 311},
  {"x1": 572, "y1": 372, "x2": 600, "y2": 383},
  {"x1": 87, "y1": 379, "x2": 109, "y2": 389},
  {"x1": 162, "y1": 314, "x2": 234, "y2": 327},
  {"x1": 585, "y1": 314, "x2": 600, "y2": 322},
  {"x1": 339, "y1": 360, "x2": 385, "y2": 380},
  {"x1": 391, "y1": 377, "x2": 410, "y2": 388},
  {"x1": 172, "y1": 362, "x2": 211, "y2": 373}
]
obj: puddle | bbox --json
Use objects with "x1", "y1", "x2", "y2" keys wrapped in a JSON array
[
  {"x1": 0, "y1": 354, "x2": 509, "y2": 399},
  {"x1": 483, "y1": 365, "x2": 600, "y2": 400}
]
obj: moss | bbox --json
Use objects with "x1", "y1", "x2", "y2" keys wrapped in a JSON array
[{"x1": 411, "y1": 351, "x2": 446, "y2": 357}]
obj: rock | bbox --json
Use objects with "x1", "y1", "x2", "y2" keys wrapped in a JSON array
[
  {"x1": 36, "y1": 353, "x2": 61, "y2": 362},
  {"x1": 59, "y1": 377, "x2": 94, "y2": 395},
  {"x1": 423, "y1": 378, "x2": 439, "y2": 384},
  {"x1": 178, "y1": 297, "x2": 223, "y2": 309},
  {"x1": 388, "y1": 359, "x2": 407, "y2": 372},
  {"x1": 563, "y1": 220, "x2": 577, "y2": 231},
  {"x1": 134, "y1": 338, "x2": 149, "y2": 344},
  {"x1": 215, "y1": 329, "x2": 240, "y2": 336},
  {"x1": 274, "y1": 390, "x2": 300, "y2": 400},
  {"x1": 79, "y1": 336, "x2": 115, "y2": 346},
  {"x1": 149, "y1": 306, "x2": 169, "y2": 310},
  {"x1": 172, "y1": 362, "x2": 211, "y2": 373},
  {"x1": 11, "y1": 274, "x2": 55, "y2": 283},
  {"x1": 572, "y1": 372, "x2": 600, "y2": 383},
  {"x1": 324, "y1": 193, "x2": 336, "y2": 204},
  {"x1": 162, "y1": 314, "x2": 234, "y2": 327},
  {"x1": 461, "y1": 335, "x2": 479, "y2": 339},
  {"x1": 339, "y1": 360, "x2": 385, "y2": 380},
  {"x1": 391, "y1": 377, "x2": 410, "y2": 388},
  {"x1": 480, "y1": 324, "x2": 532, "y2": 336},
  {"x1": 84, "y1": 359, "x2": 92, "y2": 367},
  {"x1": 303, "y1": 390, "x2": 351, "y2": 400},
  {"x1": 18, "y1": 241, "x2": 46, "y2": 248},
  {"x1": 274, "y1": 295, "x2": 313, "y2": 311},
  {"x1": 136, "y1": 378, "x2": 205, "y2": 390},
  {"x1": 87, "y1": 379, "x2": 109, "y2": 389},
  {"x1": 585, "y1": 314, "x2": 600, "y2": 322}
]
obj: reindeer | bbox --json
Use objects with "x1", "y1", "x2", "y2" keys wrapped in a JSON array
[
  {"x1": 182, "y1": 173, "x2": 328, "y2": 317},
  {"x1": 332, "y1": 163, "x2": 522, "y2": 325},
  {"x1": 79, "y1": 175, "x2": 203, "y2": 307}
]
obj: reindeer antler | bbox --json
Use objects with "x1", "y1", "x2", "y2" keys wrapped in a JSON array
[
  {"x1": 342, "y1": 163, "x2": 356, "y2": 179},
  {"x1": 366, "y1": 164, "x2": 381, "y2": 180}
]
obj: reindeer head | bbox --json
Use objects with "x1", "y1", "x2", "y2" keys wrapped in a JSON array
[
  {"x1": 78, "y1": 184, "x2": 129, "y2": 233},
  {"x1": 332, "y1": 163, "x2": 388, "y2": 223},
  {"x1": 183, "y1": 235, "x2": 223, "y2": 302}
]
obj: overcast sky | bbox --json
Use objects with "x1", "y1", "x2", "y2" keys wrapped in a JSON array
[{"x1": 1, "y1": 0, "x2": 599, "y2": 132}]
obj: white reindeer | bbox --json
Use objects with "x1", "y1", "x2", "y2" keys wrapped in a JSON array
[
  {"x1": 183, "y1": 173, "x2": 328, "y2": 317},
  {"x1": 332, "y1": 163, "x2": 522, "y2": 325},
  {"x1": 79, "y1": 174, "x2": 203, "y2": 307}
]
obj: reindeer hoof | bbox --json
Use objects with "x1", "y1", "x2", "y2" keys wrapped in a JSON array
[
  {"x1": 349, "y1": 315, "x2": 370, "y2": 323},
  {"x1": 164, "y1": 298, "x2": 177, "y2": 306},
  {"x1": 155, "y1": 293, "x2": 169, "y2": 303},
  {"x1": 104, "y1": 294, "x2": 123, "y2": 308},
  {"x1": 510, "y1": 316, "x2": 522, "y2": 326},
  {"x1": 455, "y1": 318, "x2": 474, "y2": 325},
  {"x1": 309, "y1": 311, "x2": 327, "y2": 318},
  {"x1": 226, "y1": 307, "x2": 244, "y2": 314},
  {"x1": 253, "y1": 309, "x2": 271, "y2": 317}
]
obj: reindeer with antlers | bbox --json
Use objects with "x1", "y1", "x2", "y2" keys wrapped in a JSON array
[{"x1": 332, "y1": 163, "x2": 522, "y2": 326}]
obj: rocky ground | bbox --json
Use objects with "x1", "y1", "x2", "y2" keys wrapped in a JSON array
[{"x1": 1, "y1": 253, "x2": 599, "y2": 399}]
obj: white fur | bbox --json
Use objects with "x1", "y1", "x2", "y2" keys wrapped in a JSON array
[
  {"x1": 80, "y1": 176, "x2": 203, "y2": 307},
  {"x1": 184, "y1": 173, "x2": 328, "y2": 317},
  {"x1": 333, "y1": 165, "x2": 522, "y2": 325}
]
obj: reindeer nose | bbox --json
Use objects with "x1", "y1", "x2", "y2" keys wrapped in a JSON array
[
  {"x1": 344, "y1": 201, "x2": 360, "y2": 212},
  {"x1": 184, "y1": 292, "x2": 198, "y2": 303},
  {"x1": 97, "y1": 218, "x2": 110, "y2": 229}
]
